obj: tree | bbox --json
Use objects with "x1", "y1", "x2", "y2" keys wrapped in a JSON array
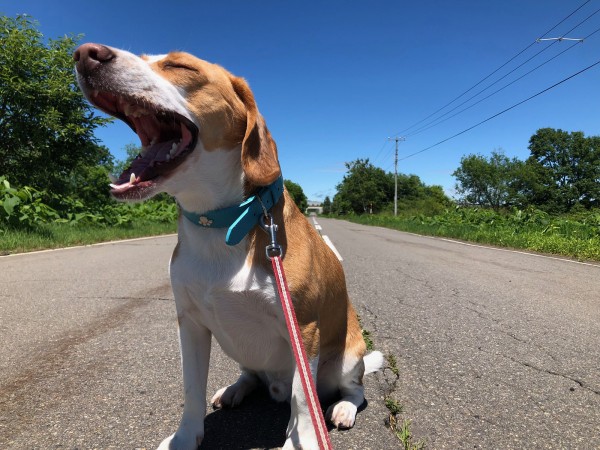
[
  {"x1": 525, "y1": 128, "x2": 600, "y2": 212},
  {"x1": 322, "y1": 196, "x2": 332, "y2": 215},
  {"x1": 0, "y1": 15, "x2": 110, "y2": 199},
  {"x1": 332, "y1": 159, "x2": 393, "y2": 214},
  {"x1": 284, "y1": 179, "x2": 308, "y2": 212},
  {"x1": 113, "y1": 143, "x2": 143, "y2": 177},
  {"x1": 332, "y1": 158, "x2": 451, "y2": 215},
  {"x1": 453, "y1": 150, "x2": 524, "y2": 210}
]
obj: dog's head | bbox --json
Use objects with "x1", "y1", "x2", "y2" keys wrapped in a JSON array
[{"x1": 74, "y1": 43, "x2": 280, "y2": 208}]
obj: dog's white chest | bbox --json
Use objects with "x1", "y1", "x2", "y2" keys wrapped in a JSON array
[{"x1": 170, "y1": 240, "x2": 293, "y2": 373}]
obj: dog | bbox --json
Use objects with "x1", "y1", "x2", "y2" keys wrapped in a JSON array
[{"x1": 74, "y1": 43, "x2": 384, "y2": 449}]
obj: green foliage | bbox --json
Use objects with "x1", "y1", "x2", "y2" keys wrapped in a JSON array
[
  {"x1": 113, "y1": 143, "x2": 143, "y2": 177},
  {"x1": 332, "y1": 158, "x2": 451, "y2": 215},
  {"x1": 453, "y1": 150, "x2": 525, "y2": 210},
  {"x1": 0, "y1": 14, "x2": 111, "y2": 200},
  {"x1": 0, "y1": 176, "x2": 176, "y2": 231},
  {"x1": 398, "y1": 419, "x2": 426, "y2": 450},
  {"x1": 284, "y1": 179, "x2": 308, "y2": 212},
  {"x1": 1, "y1": 176, "x2": 60, "y2": 227},
  {"x1": 347, "y1": 207, "x2": 600, "y2": 261},
  {"x1": 385, "y1": 397, "x2": 403, "y2": 416},
  {"x1": 333, "y1": 159, "x2": 392, "y2": 214},
  {"x1": 454, "y1": 129, "x2": 600, "y2": 214},
  {"x1": 322, "y1": 196, "x2": 332, "y2": 215},
  {"x1": 1, "y1": 220, "x2": 176, "y2": 255},
  {"x1": 525, "y1": 128, "x2": 600, "y2": 212}
]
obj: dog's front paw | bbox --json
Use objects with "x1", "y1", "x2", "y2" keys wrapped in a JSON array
[
  {"x1": 156, "y1": 430, "x2": 203, "y2": 450},
  {"x1": 326, "y1": 400, "x2": 357, "y2": 429}
]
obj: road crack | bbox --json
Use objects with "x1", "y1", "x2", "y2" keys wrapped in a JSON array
[{"x1": 505, "y1": 355, "x2": 600, "y2": 396}]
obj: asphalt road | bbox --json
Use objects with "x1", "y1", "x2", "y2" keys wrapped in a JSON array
[{"x1": 1, "y1": 218, "x2": 599, "y2": 449}]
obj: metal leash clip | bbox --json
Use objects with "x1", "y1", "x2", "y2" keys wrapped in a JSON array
[{"x1": 260, "y1": 214, "x2": 283, "y2": 260}]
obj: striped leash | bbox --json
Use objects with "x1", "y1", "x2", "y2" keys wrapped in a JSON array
[{"x1": 261, "y1": 214, "x2": 333, "y2": 450}]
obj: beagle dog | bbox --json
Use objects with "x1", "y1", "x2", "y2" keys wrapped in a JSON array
[{"x1": 74, "y1": 43, "x2": 384, "y2": 450}]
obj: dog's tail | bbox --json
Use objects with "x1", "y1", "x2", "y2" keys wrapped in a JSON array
[{"x1": 363, "y1": 350, "x2": 385, "y2": 375}]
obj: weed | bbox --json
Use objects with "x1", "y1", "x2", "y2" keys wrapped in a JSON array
[
  {"x1": 387, "y1": 353, "x2": 400, "y2": 377},
  {"x1": 384, "y1": 397, "x2": 426, "y2": 450},
  {"x1": 385, "y1": 397, "x2": 403, "y2": 416},
  {"x1": 361, "y1": 328, "x2": 374, "y2": 351},
  {"x1": 398, "y1": 419, "x2": 426, "y2": 450}
]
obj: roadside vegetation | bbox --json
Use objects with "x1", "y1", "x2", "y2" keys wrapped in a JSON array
[
  {"x1": 345, "y1": 207, "x2": 600, "y2": 261},
  {"x1": 329, "y1": 129, "x2": 600, "y2": 262}
]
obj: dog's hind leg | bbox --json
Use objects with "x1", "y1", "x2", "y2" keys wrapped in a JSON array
[
  {"x1": 211, "y1": 370, "x2": 259, "y2": 408},
  {"x1": 325, "y1": 354, "x2": 365, "y2": 429},
  {"x1": 325, "y1": 350, "x2": 384, "y2": 429}
]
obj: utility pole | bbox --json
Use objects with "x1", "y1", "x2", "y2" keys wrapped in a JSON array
[
  {"x1": 388, "y1": 136, "x2": 406, "y2": 216},
  {"x1": 536, "y1": 37, "x2": 584, "y2": 43}
]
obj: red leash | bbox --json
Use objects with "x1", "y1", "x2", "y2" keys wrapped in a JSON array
[{"x1": 262, "y1": 215, "x2": 333, "y2": 450}]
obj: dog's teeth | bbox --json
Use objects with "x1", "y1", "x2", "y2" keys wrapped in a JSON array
[
  {"x1": 91, "y1": 90, "x2": 99, "y2": 97},
  {"x1": 170, "y1": 142, "x2": 178, "y2": 157},
  {"x1": 130, "y1": 173, "x2": 136, "y2": 184},
  {"x1": 109, "y1": 183, "x2": 118, "y2": 189},
  {"x1": 123, "y1": 104, "x2": 132, "y2": 116},
  {"x1": 165, "y1": 153, "x2": 171, "y2": 162}
]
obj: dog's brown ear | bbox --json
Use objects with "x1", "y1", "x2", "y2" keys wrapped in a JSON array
[{"x1": 231, "y1": 76, "x2": 281, "y2": 186}]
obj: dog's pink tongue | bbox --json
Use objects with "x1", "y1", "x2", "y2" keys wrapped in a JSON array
[{"x1": 115, "y1": 140, "x2": 175, "y2": 185}]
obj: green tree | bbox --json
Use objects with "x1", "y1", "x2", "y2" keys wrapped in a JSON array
[
  {"x1": 525, "y1": 128, "x2": 600, "y2": 212},
  {"x1": 113, "y1": 143, "x2": 142, "y2": 177},
  {"x1": 333, "y1": 159, "x2": 393, "y2": 214},
  {"x1": 0, "y1": 15, "x2": 110, "y2": 199},
  {"x1": 322, "y1": 196, "x2": 332, "y2": 215},
  {"x1": 284, "y1": 179, "x2": 308, "y2": 212},
  {"x1": 453, "y1": 150, "x2": 524, "y2": 210}
]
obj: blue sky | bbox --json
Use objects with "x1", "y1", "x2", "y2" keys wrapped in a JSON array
[{"x1": 4, "y1": 0, "x2": 600, "y2": 200}]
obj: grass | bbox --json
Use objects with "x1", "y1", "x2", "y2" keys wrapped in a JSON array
[
  {"x1": 342, "y1": 209, "x2": 600, "y2": 262},
  {"x1": 0, "y1": 220, "x2": 177, "y2": 255}
]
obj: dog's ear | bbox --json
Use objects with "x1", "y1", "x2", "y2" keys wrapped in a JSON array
[{"x1": 231, "y1": 76, "x2": 281, "y2": 186}]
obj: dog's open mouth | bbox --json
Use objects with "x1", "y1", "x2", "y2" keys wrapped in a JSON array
[{"x1": 90, "y1": 91, "x2": 198, "y2": 199}]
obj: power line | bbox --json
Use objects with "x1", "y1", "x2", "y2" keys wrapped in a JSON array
[
  {"x1": 393, "y1": 0, "x2": 592, "y2": 136},
  {"x1": 406, "y1": 24, "x2": 600, "y2": 138},
  {"x1": 398, "y1": 57, "x2": 600, "y2": 162},
  {"x1": 371, "y1": 139, "x2": 391, "y2": 165},
  {"x1": 404, "y1": 5, "x2": 600, "y2": 138}
]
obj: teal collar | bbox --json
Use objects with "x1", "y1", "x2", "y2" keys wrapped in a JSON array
[{"x1": 179, "y1": 176, "x2": 284, "y2": 246}]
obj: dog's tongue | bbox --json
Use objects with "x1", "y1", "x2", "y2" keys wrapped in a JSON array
[{"x1": 115, "y1": 139, "x2": 178, "y2": 185}]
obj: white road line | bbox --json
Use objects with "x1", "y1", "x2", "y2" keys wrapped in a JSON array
[
  {"x1": 375, "y1": 227, "x2": 600, "y2": 269},
  {"x1": 322, "y1": 235, "x2": 344, "y2": 261},
  {"x1": 312, "y1": 217, "x2": 343, "y2": 261},
  {"x1": 0, "y1": 234, "x2": 177, "y2": 258}
]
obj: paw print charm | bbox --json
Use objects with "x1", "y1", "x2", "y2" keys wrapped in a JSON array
[{"x1": 199, "y1": 216, "x2": 213, "y2": 227}]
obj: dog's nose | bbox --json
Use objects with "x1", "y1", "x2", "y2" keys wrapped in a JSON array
[{"x1": 73, "y1": 43, "x2": 115, "y2": 74}]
